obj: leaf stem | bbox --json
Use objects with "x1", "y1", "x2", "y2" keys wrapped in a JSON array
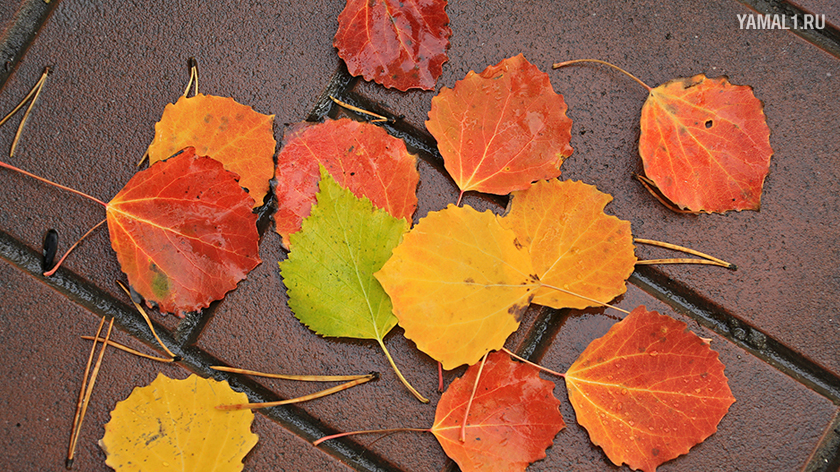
[
  {"x1": 313, "y1": 427, "x2": 430, "y2": 446},
  {"x1": 1, "y1": 66, "x2": 51, "y2": 157},
  {"x1": 377, "y1": 338, "x2": 429, "y2": 403},
  {"x1": 539, "y1": 283, "x2": 630, "y2": 314},
  {"x1": 43, "y1": 219, "x2": 107, "y2": 277},
  {"x1": 460, "y1": 351, "x2": 488, "y2": 442},
  {"x1": 553, "y1": 59, "x2": 652, "y2": 92},
  {"x1": 217, "y1": 373, "x2": 378, "y2": 411},
  {"x1": 0, "y1": 159, "x2": 107, "y2": 207},
  {"x1": 634, "y1": 238, "x2": 736, "y2": 270},
  {"x1": 502, "y1": 348, "x2": 565, "y2": 378},
  {"x1": 210, "y1": 365, "x2": 372, "y2": 382}
]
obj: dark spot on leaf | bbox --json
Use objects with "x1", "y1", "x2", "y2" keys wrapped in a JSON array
[
  {"x1": 513, "y1": 238, "x2": 523, "y2": 250},
  {"x1": 700, "y1": 372, "x2": 709, "y2": 378},
  {"x1": 705, "y1": 120, "x2": 713, "y2": 128},
  {"x1": 652, "y1": 448, "x2": 660, "y2": 457},
  {"x1": 464, "y1": 277, "x2": 475, "y2": 284}
]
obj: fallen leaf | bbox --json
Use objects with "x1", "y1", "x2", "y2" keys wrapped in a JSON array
[
  {"x1": 500, "y1": 179, "x2": 636, "y2": 309},
  {"x1": 147, "y1": 93, "x2": 276, "y2": 207},
  {"x1": 426, "y1": 54, "x2": 573, "y2": 198},
  {"x1": 376, "y1": 204, "x2": 537, "y2": 369},
  {"x1": 335, "y1": 0, "x2": 451, "y2": 91},
  {"x1": 565, "y1": 306, "x2": 735, "y2": 472},
  {"x1": 431, "y1": 350, "x2": 565, "y2": 472},
  {"x1": 639, "y1": 74, "x2": 772, "y2": 213},
  {"x1": 280, "y1": 167, "x2": 424, "y2": 401},
  {"x1": 100, "y1": 373, "x2": 258, "y2": 472},
  {"x1": 274, "y1": 118, "x2": 419, "y2": 249},
  {"x1": 107, "y1": 148, "x2": 260, "y2": 316}
]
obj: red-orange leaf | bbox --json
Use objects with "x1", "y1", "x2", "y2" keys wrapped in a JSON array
[
  {"x1": 274, "y1": 118, "x2": 419, "y2": 249},
  {"x1": 107, "y1": 148, "x2": 260, "y2": 316},
  {"x1": 147, "y1": 93, "x2": 276, "y2": 208},
  {"x1": 639, "y1": 74, "x2": 772, "y2": 213},
  {"x1": 565, "y1": 306, "x2": 735, "y2": 472},
  {"x1": 335, "y1": 0, "x2": 451, "y2": 91},
  {"x1": 426, "y1": 54, "x2": 573, "y2": 198},
  {"x1": 431, "y1": 350, "x2": 565, "y2": 472}
]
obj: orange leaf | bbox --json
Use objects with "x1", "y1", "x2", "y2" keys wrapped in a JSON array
[
  {"x1": 375, "y1": 204, "x2": 537, "y2": 369},
  {"x1": 107, "y1": 148, "x2": 260, "y2": 316},
  {"x1": 500, "y1": 179, "x2": 636, "y2": 309},
  {"x1": 274, "y1": 118, "x2": 419, "y2": 249},
  {"x1": 426, "y1": 54, "x2": 573, "y2": 197},
  {"x1": 431, "y1": 350, "x2": 565, "y2": 472},
  {"x1": 147, "y1": 93, "x2": 276, "y2": 208},
  {"x1": 639, "y1": 74, "x2": 772, "y2": 213},
  {"x1": 334, "y1": 0, "x2": 451, "y2": 91},
  {"x1": 565, "y1": 306, "x2": 735, "y2": 472}
]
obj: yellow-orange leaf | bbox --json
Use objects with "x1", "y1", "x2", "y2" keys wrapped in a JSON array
[
  {"x1": 500, "y1": 179, "x2": 636, "y2": 309},
  {"x1": 100, "y1": 374, "x2": 258, "y2": 472},
  {"x1": 565, "y1": 307, "x2": 735, "y2": 472},
  {"x1": 147, "y1": 93, "x2": 276, "y2": 207},
  {"x1": 375, "y1": 205, "x2": 537, "y2": 369}
]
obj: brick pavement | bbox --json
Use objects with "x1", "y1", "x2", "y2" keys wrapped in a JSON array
[{"x1": 1, "y1": 0, "x2": 838, "y2": 471}]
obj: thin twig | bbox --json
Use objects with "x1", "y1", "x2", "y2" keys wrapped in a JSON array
[
  {"x1": 80, "y1": 336, "x2": 174, "y2": 363},
  {"x1": 211, "y1": 365, "x2": 372, "y2": 382},
  {"x1": 634, "y1": 238, "x2": 736, "y2": 270},
  {"x1": 66, "y1": 316, "x2": 105, "y2": 469},
  {"x1": 116, "y1": 280, "x2": 178, "y2": 359},
  {"x1": 67, "y1": 317, "x2": 114, "y2": 469},
  {"x1": 9, "y1": 67, "x2": 51, "y2": 157},
  {"x1": 329, "y1": 95, "x2": 389, "y2": 122},
  {"x1": 217, "y1": 373, "x2": 378, "y2": 411}
]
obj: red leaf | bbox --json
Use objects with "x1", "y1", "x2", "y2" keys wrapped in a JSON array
[
  {"x1": 639, "y1": 74, "x2": 772, "y2": 213},
  {"x1": 426, "y1": 54, "x2": 573, "y2": 197},
  {"x1": 274, "y1": 119, "x2": 419, "y2": 249},
  {"x1": 565, "y1": 306, "x2": 735, "y2": 472},
  {"x1": 431, "y1": 351, "x2": 565, "y2": 472},
  {"x1": 335, "y1": 0, "x2": 451, "y2": 91},
  {"x1": 106, "y1": 148, "x2": 261, "y2": 316}
]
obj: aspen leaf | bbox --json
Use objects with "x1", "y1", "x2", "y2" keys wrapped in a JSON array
[
  {"x1": 565, "y1": 306, "x2": 735, "y2": 472},
  {"x1": 375, "y1": 204, "x2": 538, "y2": 370},
  {"x1": 147, "y1": 93, "x2": 276, "y2": 207},
  {"x1": 500, "y1": 179, "x2": 636, "y2": 309},
  {"x1": 334, "y1": 0, "x2": 451, "y2": 91},
  {"x1": 639, "y1": 74, "x2": 772, "y2": 213},
  {"x1": 426, "y1": 54, "x2": 573, "y2": 198},
  {"x1": 274, "y1": 118, "x2": 419, "y2": 249},
  {"x1": 107, "y1": 148, "x2": 260, "y2": 316},
  {"x1": 280, "y1": 167, "x2": 424, "y2": 400},
  {"x1": 431, "y1": 350, "x2": 565, "y2": 472},
  {"x1": 100, "y1": 373, "x2": 258, "y2": 472}
]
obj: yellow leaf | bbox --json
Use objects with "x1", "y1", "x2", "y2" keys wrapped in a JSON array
[
  {"x1": 100, "y1": 373, "x2": 258, "y2": 471},
  {"x1": 500, "y1": 179, "x2": 636, "y2": 309},
  {"x1": 147, "y1": 93, "x2": 276, "y2": 208},
  {"x1": 375, "y1": 204, "x2": 538, "y2": 370}
]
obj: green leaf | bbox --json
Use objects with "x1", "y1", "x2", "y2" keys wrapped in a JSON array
[{"x1": 279, "y1": 167, "x2": 427, "y2": 402}]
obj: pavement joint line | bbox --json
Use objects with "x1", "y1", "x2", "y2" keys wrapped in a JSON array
[
  {"x1": 630, "y1": 266, "x2": 840, "y2": 406},
  {"x1": 736, "y1": 0, "x2": 840, "y2": 58},
  {"x1": 804, "y1": 411, "x2": 840, "y2": 472},
  {"x1": 0, "y1": 0, "x2": 60, "y2": 92},
  {"x1": 0, "y1": 228, "x2": 403, "y2": 472}
]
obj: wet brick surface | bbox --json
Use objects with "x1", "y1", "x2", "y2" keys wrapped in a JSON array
[{"x1": 1, "y1": 0, "x2": 838, "y2": 471}]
